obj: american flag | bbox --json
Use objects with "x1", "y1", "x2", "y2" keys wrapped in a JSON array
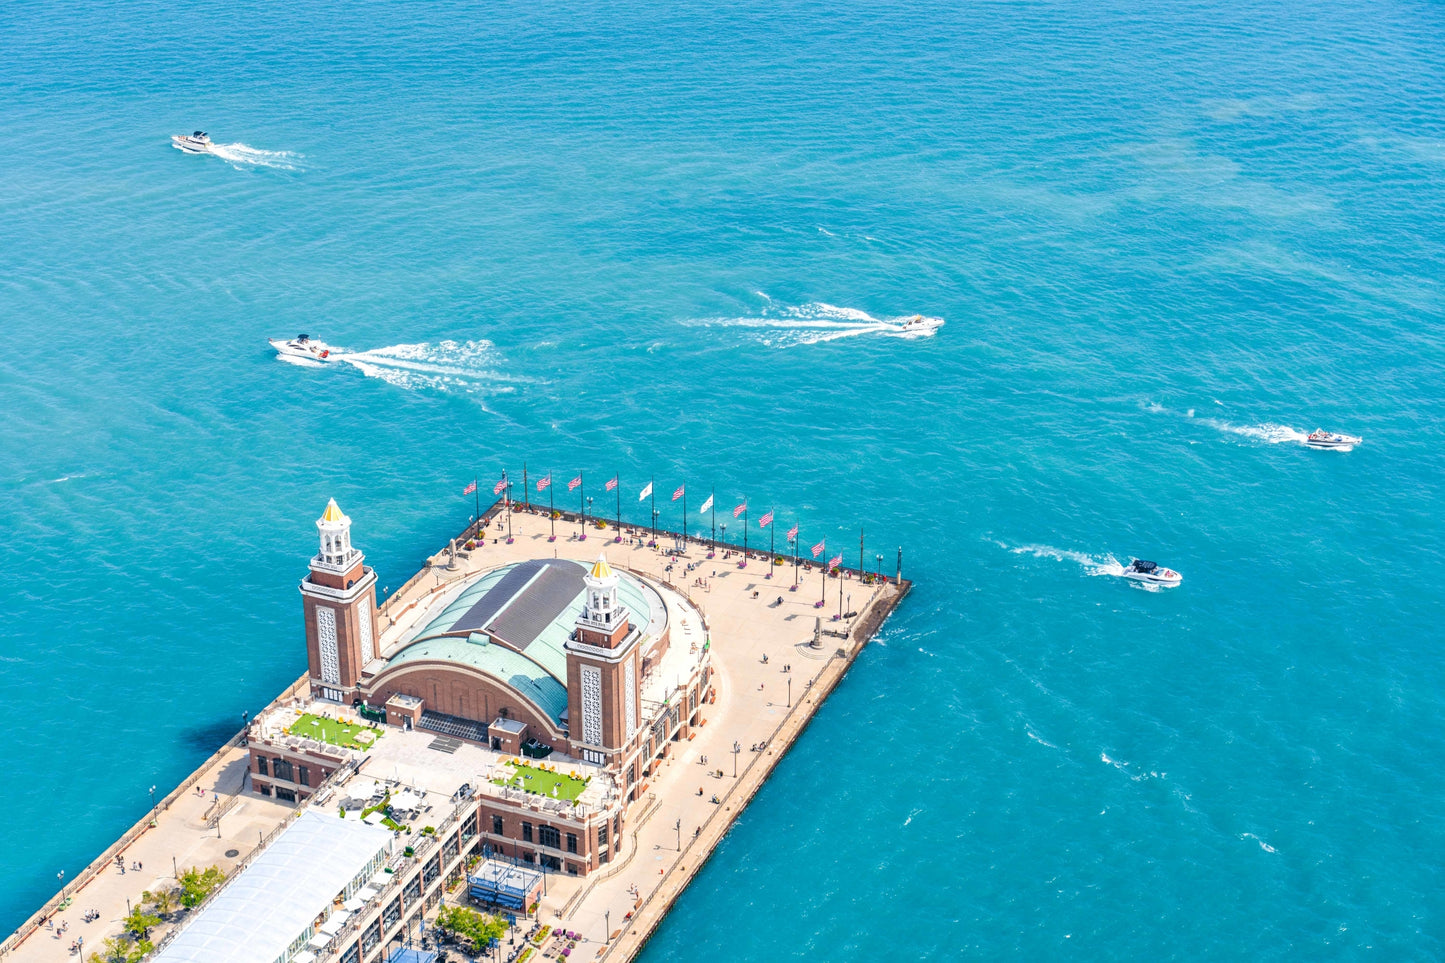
[
  {"x1": 605, "y1": 475, "x2": 618, "y2": 492},
  {"x1": 493, "y1": 476, "x2": 508, "y2": 495},
  {"x1": 733, "y1": 501, "x2": 747, "y2": 518},
  {"x1": 568, "y1": 475, "x2": 582, "y2": 491},
  {"x1": 811, "y1": 540, "x2": 825, "y2": 558},
  {"x1": 462, "y1": 479, "x2": 477, "y2": 495},
  {"x1": 786, "y1": 523, "x2": 798, "y2": 541},
  {"x1": 758, "y1": 510, "x2": 773, "y2": 528},
  {"x1": 828, "y1": 553, "x2": 843, "y2": 569},
  {"x1": 672, "y1": 484, "x2": 685, "y2": 502},
  {"x1": 536, "y1": 474, "x2": 551, "y2": 492}
]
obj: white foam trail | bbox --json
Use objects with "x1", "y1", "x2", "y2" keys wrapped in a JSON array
[
  {"x1": 332, "y1": 339, "x2": 514, "y2": 394},
  {"x1": 1009, "y1": 543, "x2": 1125, "y2": 578},
  {"x1": 1026, "y1": 729, "x2": 1059, "y2": 750},
  {"x1": 1199, "y1": 419, "x2": 1308, "y2": 445},
  {"x1": 694, "y1": 301, "x2": 943, "y2": 347},
  {"x1": 1240, "y1": 832, "x2": 1277, "y2": 853},
  {"x1": 205, "y1": 142, "x2": 304, "y2": 171}
]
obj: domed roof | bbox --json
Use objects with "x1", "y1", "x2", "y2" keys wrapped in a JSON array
[
  {"x1": 319, "y1": 498, "x2": 346, "y2": 523},
  {"x1": 588, "y1": 554, "x2": 615, "y2": 580}
]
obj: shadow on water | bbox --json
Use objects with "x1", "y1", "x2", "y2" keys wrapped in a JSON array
[{"x1": 178, "y1": 717, "x2": 245, "y2": 756}]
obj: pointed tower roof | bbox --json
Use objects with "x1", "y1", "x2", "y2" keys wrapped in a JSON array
[
  {"x1": 320, "y1": 498, "x2": 346, "y2": 524},
  {"x1": 589, "y1": 554, "x2": 614, "y2": 580}
]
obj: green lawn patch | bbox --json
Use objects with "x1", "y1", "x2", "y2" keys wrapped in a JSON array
[
  {"x1": 287, "y1": 713, "x2": 381, "y2": 750},
  {"x1": 493, "y1": 761, "x2": 589, "y2": 802}
]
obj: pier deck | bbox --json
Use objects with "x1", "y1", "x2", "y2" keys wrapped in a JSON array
[{"x1": 5, "y1": 503, "x2": 909, "y2": 963}]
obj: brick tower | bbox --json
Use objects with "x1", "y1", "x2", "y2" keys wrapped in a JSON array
[
  {"x1": 565, "y1": 555, "x2": 642, "y2": 767},
  {"x1": 299, "y1": 498, "x2": 379, "y2": 703}
]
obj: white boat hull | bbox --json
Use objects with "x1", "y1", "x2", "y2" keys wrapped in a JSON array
[
  {"x1": 1122, "y1": 572, "x2": 1182, "y2": 587},
  {"x1": 1305, "y1": 436, "x2": 1361, "y2": 450},
  {"x1": 270, "y1": 338, "x2": 336, "y2": 362},
  {"x1": 171, "y1": 135, "x2": 213, "y2": 154}
]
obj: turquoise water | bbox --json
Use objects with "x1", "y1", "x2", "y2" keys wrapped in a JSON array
[{"x1": 3, "y1": 0, "x2": 1444, "y2": 956}]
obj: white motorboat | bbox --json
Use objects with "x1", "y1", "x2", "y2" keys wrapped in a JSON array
[
  {"x1": 1122, "y1": 559, "x2": 1182, "y2": 587},
  {"x1": 1304, "y1": 428, "x2": 1361, "y2": 450},
  {"x1": 899, "y1": 314, "x2": 943, "y2": 334},
  {"x1": 171, "y1": 131, "x2": 214, "y2": 154},
  {"x1": 269, "y1": 334, "x2": 336, "y2": 362}
]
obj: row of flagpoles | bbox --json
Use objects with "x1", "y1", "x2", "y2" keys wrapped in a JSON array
[{"x1": 460, "y1": 467, "x2": 858, "y2": 578}]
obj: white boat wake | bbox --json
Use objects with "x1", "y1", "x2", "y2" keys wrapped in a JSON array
[
  {"x1": 1148, "y1": 404, "x2": 1357, "y2": 451},
  {"x1": 693, "y1": 301, "x2": 943, "y2": 346},
  {"x1": 1194, "y1": 417, "x2": 1308, "y2": 446},
  {"x1": 1002, "y1": 542, "x2": 1179, "y2": 591},
  {"x1": 1006, "y1": 543, "x2": 1126, "y2": 578},
  {"x1": 330, "y1": 340, "x2": 516, "y2": 394},
  {"x1": 205, "y1": 142, "x2": 304, "y2": 171}
]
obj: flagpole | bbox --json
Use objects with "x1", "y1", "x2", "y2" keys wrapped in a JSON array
[
  {"x1": 473, "y1": 477, "x2": 480, "y2": 539},
  {"x1": 792, "y1": 529, "x2": 798, "y2": 590},
  {"x1": 820, "y1": 550, "x2": 826, "y2": 606},
  {"x1": 768, "y1": 511, "x2": 774, "y2": 579},
  {"x1": 859, "y1": 525, "x2": 865, "y2": 578},
  {"x1": 505, "y1": 476, "x2": 514, "y2": 543},
  {"x1": 548, "y1": 472, "x2": 556, "y2": 541},
  {"x1": 682, "y1": 486, "x2": 687, "y2": 551},
  {"x1": 742, "y1": 500, "x2": 748, "y2": 568},
  {"x1": 614, "y1": 473, "x2": 621, "y2": 542},
  {"x1": 709, "y1": 490, "x2": 716, "y2": 556},
  {"x1": 649, "y1": 475, "x2": 656, "y2": 546},
  {"x1": 579, "y1": 472, "x2": 586, "y2": 541},
  {"x1": 523, "y1": 463, "x2": 529, "y2": 513}
]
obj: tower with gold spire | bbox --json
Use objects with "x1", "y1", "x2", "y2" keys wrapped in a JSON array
[
  {"x1": 565, "y1": 553, "x2": 643, "y2": 768},
  {"x1": 300, "y1": 498, "x2": 379, "y2": 702}
]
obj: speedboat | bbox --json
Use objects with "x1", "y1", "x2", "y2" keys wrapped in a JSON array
[
  {"x1": 171, "y1": 131, "x2": 214, "y2": 154},
  {"x1": 899, "y1": 314, "x2": 943, "y2": 334},
  {"x1": 269, "y1": 334, "x2": 336, "y2": 362},
  {"x1": 1122, "y1": 559, "x2": 1182, "y2": 587},
  {"x1": 1304, "y1": 428, "x2": 1361, "y2": 450}
]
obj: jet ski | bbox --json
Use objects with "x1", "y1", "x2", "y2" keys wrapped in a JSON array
[
  {"x1": 1122, "y1": 559, "x2": 1182, "y2": 587},
  {"x1": 171, "y1": 131, "x2": 214, "y2": 154},
  {"x1": 1304, "y1": 428, "x2": 1361, "y2": 450},
  {"x1": 269, "y1": 334, "x2": 336, "y2": 362},
  {"x1": 899, "y1": 314, "x2": 943, "y2": 334}
]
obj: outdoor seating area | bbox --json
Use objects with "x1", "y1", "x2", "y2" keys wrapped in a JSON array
[
  {"x1": 286, "y1": 712, "x2": 383, "y2": 750},
  {"x1": 493, "y1": 761, "x2": 589, "y2": 803}
]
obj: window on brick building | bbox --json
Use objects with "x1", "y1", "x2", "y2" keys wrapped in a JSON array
[
  {"x1": 566, "y1": 833, "x2": 577, "y2": 854},
  {"x1": 297, "y1": 766, "x2": 310, "y2": 787},
  {"x1": 492, "y1": 815, "x2": 504, "y2": 836},
  {"x1": 539, "y1": 826, "x2": 559, "y2": 849},
  {"x1": 522, "y1": 822, "x2": 533, "y2": 843},
  {"x1": 597, "y1": 823, "x2": 608, "y2": 847},
  {"x1": 272, "y1": 758, "x2": 293, "y2": 781},
  {"x1": 255, "y1": 756, "x2": 268, "y2": 776}
]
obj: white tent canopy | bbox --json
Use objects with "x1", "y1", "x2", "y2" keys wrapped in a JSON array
[
  {"x1": 152, "y1": 811, "x2": 390, "y2": 963},
  {"x1": 390, "y1": 790, "x2": 423, "y2": 812}
]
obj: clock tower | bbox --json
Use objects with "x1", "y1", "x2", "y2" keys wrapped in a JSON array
[{"x1": 299, "y1": 499, "x2": 379, "y2": 702}]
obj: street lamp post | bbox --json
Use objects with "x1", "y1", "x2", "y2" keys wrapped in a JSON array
[
  {"x1": 149, "y1": 784, "x2": 157, "y2": 823},
  {"x1": 583, "y1": 495, "x2": 593, "y2": 542},
  {"x1": 652, "y1": 508, "x2": 659, "y2": 547},
  {"x1": 787, "y1": 677, "x2": 792, "y2": 708},
  {"x1": 732, "y1": 741, "x2": 741, "y2": 778},
  {"x1": 605, "y1": 910, "x2": 611, "y2": 944},
  {"x1": 876, "y1": 553, "x2": 883, "y2": 582},
  {"x1": 506, "y1": 482, "x2": 514, "y2": 543},
  {"x1": 720, "y1": 522, "x2": 727, "y2": 553},
  {"x1": 675, "y1": 818, "x2": 681, "y2": 851}
]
